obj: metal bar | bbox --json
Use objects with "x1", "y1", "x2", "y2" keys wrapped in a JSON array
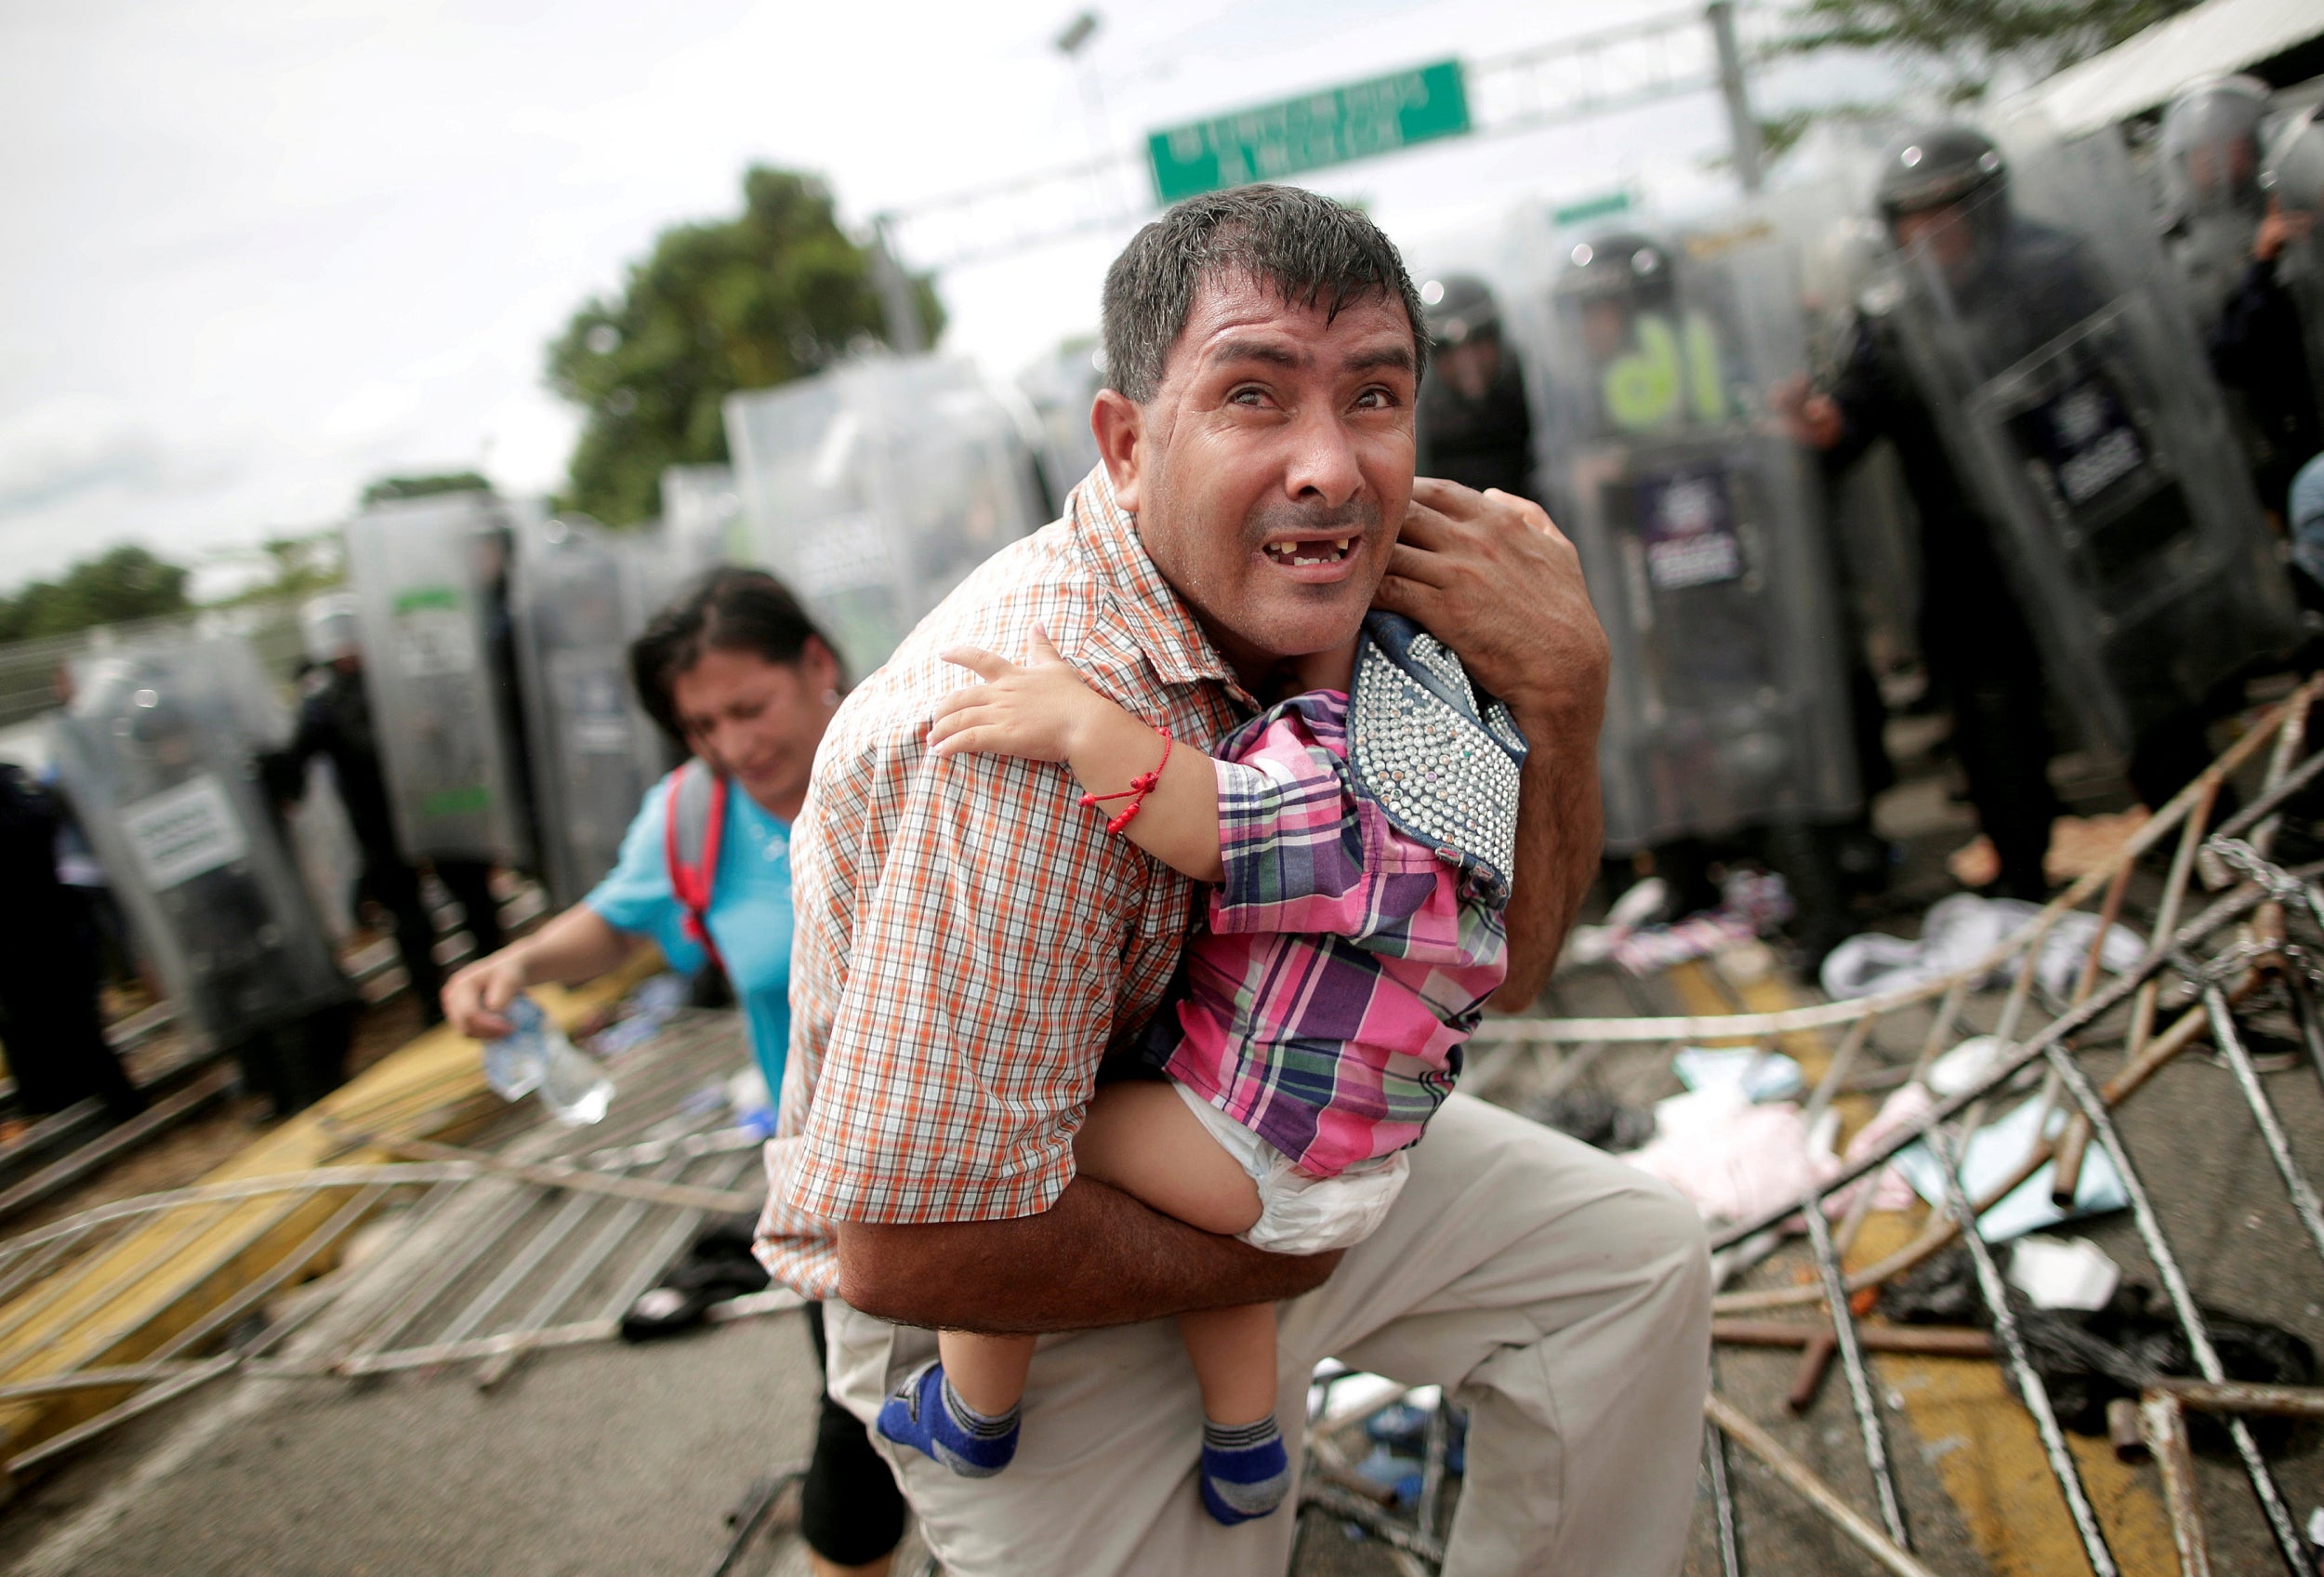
[
  {"x1": 1710, "y1": 878, "x2": 2268, "y2": 1252},
  {"x1": 150, "y1": 1184, "x2": 392, "y2": 1363},
  {"x1": 2202, "y1": 984, "x2": 2324, "y2": 1270},
  {"x1": 2154, "y1": 1378, "x2": 2324, "y2": 1417},
  {"x1": 0, "y1": 1199, "x2": 241, "y2": 1356},
  {"x1": 471, "y1": 1145, "x2": 714, "y2": 1388},
  {"x1": 2129, "y1": 782, "x2": 2217, "y2": 1062},
  {"x1": 0, "y1": 1067, "x2": 236, "y2": 1226},
  {"x1": 1704, "y1": 1350, "x2": 1742, "y2": 1577},
  {"x1": 343, "y1": 1133, "x2": 764, "y2": 1214},
  {"x1": 0, "y1": 1164, "x2": 478, "y2": 1259},
  {"x1": 1416, "y1": 1401, "x2": 1449, "y2": 1543},
  {"x1": 1703, "y1": 1392, "x2": 1940, "y2": 1577},
  {"x1": 337, "y1": 1186, "x2": 548, "y2": 1363},
  {"x1": 2043, "y1": 1040, "x2": 2308, "y2": 1570},
  {"x1": 1296, "y1": 1479, "x2": 1446, "y2": 1562},
  {"x1": 2141, "y1": 1392, "x2": 2213, "y2": 1577},
  {"x1": 1928, "y1": 1125, "x2": 2118, "y2": 1576},
  {"x1": 3, "y1": 1353, "x2": 242, "y2": 1476},
  {"x1": 1714, "y1": 1319, "x2": 1992, "y2": 1357},
  {"x1": 1802, "y1": 1013, "x2": 1876, "y2": 1129},
  {"x1": 1802, "y1": 1200, "x2": 1909, "y2": 1547}
]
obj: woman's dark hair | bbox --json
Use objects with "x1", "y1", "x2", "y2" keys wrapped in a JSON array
[{"x1": 628, "y1": 567, "x2": 838, "y2": 745}]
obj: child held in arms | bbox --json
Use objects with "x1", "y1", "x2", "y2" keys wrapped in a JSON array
[{"x1": 874, "y1": 607, "x2": 1526, "y2": 1526}]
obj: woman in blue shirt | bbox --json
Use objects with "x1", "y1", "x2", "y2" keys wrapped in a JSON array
[{"x1": 442, "y1": 568, "x2": 904, "y2": 1577}]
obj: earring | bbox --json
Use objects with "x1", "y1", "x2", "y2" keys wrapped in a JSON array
[{"x1": 823, "y1": 689, "x2": 840, "y2": 707}]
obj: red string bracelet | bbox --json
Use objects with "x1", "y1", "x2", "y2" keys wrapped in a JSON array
[{"x1": 1078, "y1": 726, "x2": 1173, "y2": 834}]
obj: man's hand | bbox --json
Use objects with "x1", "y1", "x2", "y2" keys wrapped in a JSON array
[
  {"x1": 2256, "y1": 198, "x2": 2316, "y2": 265},
  {"x1": 1770, "y1": 374, "x2": 1843, "y2": 450},
  {"x1": 1374, "y1": 479, "x2": 1607, "y2": 733}
]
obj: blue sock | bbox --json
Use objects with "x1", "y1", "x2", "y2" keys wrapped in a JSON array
[
  {"x1": 875, "y1": 1360, "x2": 1019, "y2": 1478},
  {"x1": 1200, "y1": 1414, "x2": 1289, "y2": 1525}
]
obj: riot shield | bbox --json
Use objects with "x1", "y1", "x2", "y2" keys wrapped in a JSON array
[
  {"x1": 723, "y1": 356, "x2": 1050, "y2": 676},
  {"x1": 511, "y1": 514, "x2": 670, "y2": 908},
  {"x1": 659, "y1": 464, "x2": 741, "y2": 578},
  {"x1": 1016, "y1": 340, "x2": 1105, "y2": 516},
  {"x1": 343, "y1": 491, "x2": 535, "y2": 865},
  {"x1": 50, "y1": 638, "x2": 349, "y2": 1050},
  {"x1": 2263, "y1": 107, "x2": 2324, "y2": 446},
  {"x1": 1525, "y1": 217, "x2": 1860, "y2": 851},
  {"x1": 1879, "y1": 120, "x2": 2297, "y2": 754}
]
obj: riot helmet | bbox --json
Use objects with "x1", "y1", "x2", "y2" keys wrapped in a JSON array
[
  {"x1": 2263, "y1": 108, "x2": 2324, "y2": 219},
  {"x1": 1419, "y1": 275, "x2": 1501, "y2": 348},
  {"x1": 300, "y1": 592, "x2": 361, "y2": 667},
  {"x1": 2159, "y1": 75, "x2": 2271, "y2": 221},
  {"x1": 1875, "y1": 124, "x2": 2009, "y2": 284},
  {"x1": 1558, "y1": 232, "x2": 1676, "y2": 307}
]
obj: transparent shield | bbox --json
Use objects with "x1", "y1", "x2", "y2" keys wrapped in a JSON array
[
  {"x1": 1016, "y1": 341, "x2": 1106, "y2": 516},
  {"x1": 722, "y1": 357, "x2": 1050, "y2": 677},
  {"x1": 50, "y1": 638, "x2": 349, "y2": 1048},
  {"x1": 1521, "y1": 210, "x2": 1861, "y2": 850},
  {"x1": 342, "y1": 492, "x2": 535, "y2": 865},
  {"x1": 659, "y1": 464, "x2": 742, "y2": 578},
  {"x1": 510, "y1": 515, "x2": 671, "y2": 908},
  {"x1": 1881, "y1": 120, "x2": 2298, "y2": 754}
]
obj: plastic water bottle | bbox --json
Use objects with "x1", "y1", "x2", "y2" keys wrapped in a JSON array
[
  {"x1": 487, "y1": 996, "x2": 614, "y2": 1124},
  {"x1": 538, "y1": 1029, "x2": 614, "y2": 1127},
  {"x1": 483, "y1": 998, "x2": 548, "y2": 1100}
]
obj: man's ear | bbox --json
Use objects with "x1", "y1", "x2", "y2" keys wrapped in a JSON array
[{"x1": 1091, "y1": 389, "x2": 1145, "y2": 514}]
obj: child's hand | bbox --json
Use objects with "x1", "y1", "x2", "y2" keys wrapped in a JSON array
[{"x1": 930, "y1": 624, "x2": 1107, "y2": 763}]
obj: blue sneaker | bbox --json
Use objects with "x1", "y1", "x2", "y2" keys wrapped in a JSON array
[
  {"x1": 875, "y1": 1360, "x2": 1019, "y2": 1478},
  {"x1": 1199, "y1": 1416, "x2": 1290, "y2": 1525}
]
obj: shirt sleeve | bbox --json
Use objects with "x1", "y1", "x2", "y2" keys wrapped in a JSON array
[
  {"x1": 581, "y1": 776, "x2": 706, "y2": 975},
  {"x1": 784, "y1": 731, "x2": 1147, "y2": 1227},
  {"x1": 1206, "y1": 708, "x2": 1450, "y2": 944}
]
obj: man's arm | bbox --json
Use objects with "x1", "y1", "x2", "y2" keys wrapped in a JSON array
[
  {"x1": 1372, "y1": 479, "x2": 1607, "y2": 1008},
  {"x1": 836, "y1": 1177, "x2": 1338, "y2": 1333}
]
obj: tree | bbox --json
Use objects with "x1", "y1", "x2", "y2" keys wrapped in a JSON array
[
  {"x1": 216, "y1": 531, "x2": 345, "y2": 607},
  {"x1": 545, "y1": 166, "x2": 944, "y2": 526},
  {"x1": 1777, "y1": 0, "x2": 2202, "y2": 105},
  {"x1": 0, "y1": 545, "x2": 191, "y2": 643},
  {"x1": 361, "y1": 471, "x2": 492, "y2": 507}
]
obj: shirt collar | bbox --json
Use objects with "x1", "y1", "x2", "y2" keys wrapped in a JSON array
[{"x1": 1067, "y1": 464, "x2": 1241, "y2": 695}]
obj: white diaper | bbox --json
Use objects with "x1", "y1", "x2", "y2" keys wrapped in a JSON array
[{"x1": 1171, "y1": 1080, "x2": 1411, "y2": 1255}]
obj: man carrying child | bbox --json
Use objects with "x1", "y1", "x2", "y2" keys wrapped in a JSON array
[{"x1": 756, "y1": 184, "x2": 1711, "y2": 1575}]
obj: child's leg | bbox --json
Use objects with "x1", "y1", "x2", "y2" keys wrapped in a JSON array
[
  {"x1": 1180, "y1": 1304, "x2": 1293, "y2": 1525},
  {"x1": 1079, "y1": 1084, "x2": 1291, "y2": 1524},
  {"x1": 875, "y1": 1330, "x2": 1033, "y2": 1479},
  {"x1": 1073, "y1": 1080, "x2": 1261, "y2": 1237},
  {"x1": 1178, "y1": 1303, "x2": 1277, "y2": 1425}
]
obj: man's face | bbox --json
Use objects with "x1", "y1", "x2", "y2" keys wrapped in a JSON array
[
  {"x1": 1892, "y1": 202, "x2": 1975, "y2": 280},
  {"x1": 1099, "y1": 274, "x2": 1419, "y2": 677}
]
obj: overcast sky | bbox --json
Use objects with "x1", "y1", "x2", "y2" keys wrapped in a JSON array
[{"x1": 0, "y1": 0, "x2": 1847, "y2": 599}]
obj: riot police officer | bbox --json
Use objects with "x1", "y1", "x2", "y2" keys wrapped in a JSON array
[
  {"x1": 2163, "y1": 76, "x2": 2322, "y2": 520},
  {"x1": 1417, "y1": 274, "x2": 1534, "y2": 497},
  {"x1": 267, "y1": 594, "x2": 505, "y2": 1024},
  {"x1": 1779, "y1": 126, "x2": 2106, "y2": 898}
]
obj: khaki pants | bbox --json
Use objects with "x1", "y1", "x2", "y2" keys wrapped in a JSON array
[{"x1": 825, "y1": 1094, "x2": 1713, "y2": 1575}]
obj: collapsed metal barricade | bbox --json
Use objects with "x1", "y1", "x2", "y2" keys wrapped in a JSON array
[
  {"x1": 1288, "y1": 678, "x2": 2324, "y2": 1575},
  {"x1": 0, "y1": 1009, "x2": 787, "y2": 1480}
]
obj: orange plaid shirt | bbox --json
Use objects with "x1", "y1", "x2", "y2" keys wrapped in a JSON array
[{"x1": 756, "y1": 468, "x2": 1259, "y2": 1298}]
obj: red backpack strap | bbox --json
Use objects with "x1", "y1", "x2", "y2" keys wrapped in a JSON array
[{"x1": 662, "y1": 760, "x2": 729, "y2": 971}]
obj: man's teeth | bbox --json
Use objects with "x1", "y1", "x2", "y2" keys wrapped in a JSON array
[{"x1": 1263, "y1": 537, "x2": 1354, "y2": 566}]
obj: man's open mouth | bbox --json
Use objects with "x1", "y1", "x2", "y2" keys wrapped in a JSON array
[{"x1": 1261, "y1": 537, "x2": 1355, "y2": 567}]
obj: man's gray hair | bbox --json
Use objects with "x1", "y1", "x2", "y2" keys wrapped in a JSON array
[{"x1": 1101, "y1": 184, "x2": 1429, "y2": 404}]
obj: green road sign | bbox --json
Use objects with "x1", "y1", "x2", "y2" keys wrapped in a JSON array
[{"x1": 1147, "y1": 60, "x2": 1472, "y2": 205}]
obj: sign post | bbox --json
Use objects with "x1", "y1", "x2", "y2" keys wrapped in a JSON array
[{"x1": 1146, "y1": 60, "x2": 1472, "y2": 205}]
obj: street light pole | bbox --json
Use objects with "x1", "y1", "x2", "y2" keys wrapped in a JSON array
[{"x1": 1708, "y1": 0, "x2": 1765, "y2": 195}]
